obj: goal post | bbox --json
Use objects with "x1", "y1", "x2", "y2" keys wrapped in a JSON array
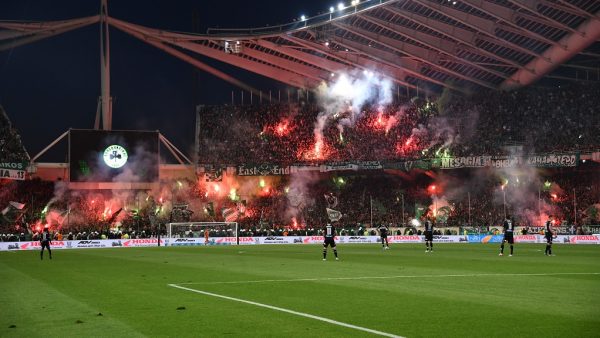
[{"x1": 166, "y1": 222, "x2": 239, "y2": 246}]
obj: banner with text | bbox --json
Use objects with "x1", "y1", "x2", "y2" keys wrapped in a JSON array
[
  {"x1": 0, "y1": 162, "x2": 27, "y2": 180},
  {"x1": 438, "y1": 154, "x2": 578, "y2": 169}
]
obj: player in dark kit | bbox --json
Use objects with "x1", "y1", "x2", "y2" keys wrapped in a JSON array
[
  {"x1": 40, "y1": 226, "x2": 52, "y2": 260},
  {"x1": 544, "y1": 216, "x2": 555, "y2": 256},
  {"x1": 378, "y1": 224, "x2": 390, "y2": 250},
  {"x1": 499, "y1": 216, "x2": 515, "y2": 256},
  {"x1": 322, "y1": 223, "x2": 339, "y2": 261},
  {"x1": 423, "y1": 216, "x2": 434, "y2": 252}
]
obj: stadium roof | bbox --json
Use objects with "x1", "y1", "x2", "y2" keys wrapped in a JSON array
[{"x1": 1, "y1": 0, "x2": 599, "y2": 94}]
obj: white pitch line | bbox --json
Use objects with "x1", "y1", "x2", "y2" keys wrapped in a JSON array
[
  {"x1": 168, "y1": 283, "x2": 404, "y2": 338},
  {"x1": 177, "y1": 272, "x2": 600, "y2": 285}
]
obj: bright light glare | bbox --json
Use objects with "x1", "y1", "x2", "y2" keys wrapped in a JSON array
[
  {"x1": 338, "y1": 2, "x2": 345, "y2": 10},
  {"x1": 300, "y1": 15, "x2": 306, "y2": 21},
  {"x1": 330, "y1": 6, "x2": 335, "y2": 12}
]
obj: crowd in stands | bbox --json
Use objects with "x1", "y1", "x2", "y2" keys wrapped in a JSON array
[
  {"x1": 198, "y1": 83, "x2": 600, "y2": 165},
  {"x1": 1, "y1": 84, "x2": 600, "y2": 241},
  {"x1": 0, "y1": 105, "x2": 29, "y2": 163}
]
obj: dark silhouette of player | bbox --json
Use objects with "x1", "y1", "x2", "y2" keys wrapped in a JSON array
[
  {"x1": 423, "y1": 216, "x2": 434, "y2": 252},
  {"x1": 499, "y1": 216, "x2": 515, "y2": 256},
  {"x1": 322, "y1": 223, "x2": 339, "y2": 261},
  {"x1": 378, "y1": 224, "x2": 390, "y2": 250},
  {"x1": 40, "y1": 227, "x2": 52, "y2": 260},
  {"x1": 545, "y1": 216, "x2": 555, "y2": 256}
]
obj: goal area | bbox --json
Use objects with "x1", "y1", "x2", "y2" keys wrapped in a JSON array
[{"x1": 166, "y1": 222, "x2": 239, "y2": 245}]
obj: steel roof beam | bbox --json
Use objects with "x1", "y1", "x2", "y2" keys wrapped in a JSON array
[
  {"x1": 358, "y1": 13, "x2": 509, "y2": 80},
  {"x1": 254, "y1": 38, "x2": 352, "y2": 73},
  {"x1": 239, "y1": 44, "x2": 330, "y2": 82},
  {"x1": 333, "y1": 21, "x2": 497, "y2": 88},
  {"x1": 383, "y1": 5, "x2": 525, "y2": 72},
  {"x1": 458, "y1": 0, "x2": 571, "y2": 45},
  {"x1": 538, "y1": 0, "x2": 594, "y2": 19},
  {"x1": 501, "y1": 13, "x2": 600, "y2": 88},
  {"x1": 555, "y1": 0, "x2": 600, "y2": 20},
  {"x1": 282, "y1": 35, "x2": 420, "y2": 90},
  {"x1": 504, "y1": 0, "x2": 583, "y2": 36},
  {"x1": 411, "y1": 0, "x2": 550, "y2": 58},
  {"x1": 0, "y1": 16, "x2": 100, "y2": 51},
  {"x1": 109, "y1": 17, "x2": 315, "y2": 89},
  {"x1": 174, "y1": 40, "x2": 319, "y2": 89},
  {"x1": 325, "y1": 35, "x2": 467, "y2": 91}
]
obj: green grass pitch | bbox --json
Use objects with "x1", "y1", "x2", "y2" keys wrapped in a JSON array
[{"x1": 1, "y1": 244, "x2": 599, "y2": 337}]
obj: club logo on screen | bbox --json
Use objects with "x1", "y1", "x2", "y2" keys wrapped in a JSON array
[{"x1": 103, "y1": 145, "x2": 128, "y2": 168}]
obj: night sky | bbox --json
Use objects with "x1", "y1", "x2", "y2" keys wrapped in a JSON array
[{"x1": 0, "y1": 0, "x2": 330, "y2": 161}]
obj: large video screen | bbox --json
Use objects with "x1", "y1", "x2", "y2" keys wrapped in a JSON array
[{"x1": 69, "y1": 129, "x2": 159, "y2": 183}]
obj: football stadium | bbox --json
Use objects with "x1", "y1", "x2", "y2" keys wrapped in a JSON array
[{"x1": 1, "y1": 0, "x2": 600, "y2": 337}]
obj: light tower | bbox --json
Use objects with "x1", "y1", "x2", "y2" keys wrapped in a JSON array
[{"x1": 95, "y1": 0, "x2": 113, "y2": 130}]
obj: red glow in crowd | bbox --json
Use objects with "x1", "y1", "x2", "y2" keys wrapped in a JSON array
[
  {"x1": 300, "y1": 137, "x2": 331, "y2": 161},
  {"x1": 371, "y1": 112, "x2": 399, "y2": 134},
  {"x1": 264, "y1": 119, "x2": 293, "y2": 137},
  {"x1": 395, "y1": 137, "x2": 417, "y2": 155}
]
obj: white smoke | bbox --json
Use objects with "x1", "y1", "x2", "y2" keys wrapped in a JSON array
[{"x1": 313, "y1": 69, "x2": 394, "y2": 149}]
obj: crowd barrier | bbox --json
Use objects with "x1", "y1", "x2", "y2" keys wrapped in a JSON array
[{"x1": 1, "y1": 235, "x2": 598, "y2": 251}]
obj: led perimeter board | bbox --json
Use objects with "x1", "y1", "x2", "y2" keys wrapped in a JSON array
[{"x1": 69, "y1": 129, "x2": 159, "y2": 183}]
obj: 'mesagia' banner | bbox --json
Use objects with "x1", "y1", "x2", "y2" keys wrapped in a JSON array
[{"x1": 438, "y1": 154, "x2": 578, "y2": 169}]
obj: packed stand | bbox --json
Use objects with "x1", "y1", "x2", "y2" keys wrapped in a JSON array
[{"x1": 197, "y1": 83, "x2": 600, "y2": 165}]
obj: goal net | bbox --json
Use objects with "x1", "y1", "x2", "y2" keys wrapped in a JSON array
[{"x1": 166, "y1": 222, "x2": 239, "y2": 246}]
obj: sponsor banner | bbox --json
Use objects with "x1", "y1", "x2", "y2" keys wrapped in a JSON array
[
  {"x1": 514, "y1": 235, "x2": 539, "y2": 243},
  {"x1": 388, "y1": 235, "x2": 422, "y2": 243},
  {"x1": 338, "y1": 236, "x2": 380, "y2": 244},
  {"x1": 567, "y1": 235, "x2": 600, "y2": 244},
  {"x1": 2, "y1": 234, "x2": 598, "y2": 251},
  {"x1": 237, "y1": 164, "x2": 290, "y2": 176},
  {"x1": 255, "y1": 236, "x2": 296, "y2": 245},
  {"x1": 121, "y1": 239, "x2": 164, "y2": 247},
  {"x1": 431, "y1": 235, "x2": 468, "y2": 243},
  {"x1": 467, "y1": 234, "x2": 505, "y2": 243},
  {"x1": 165, "y1": 238, "x2": 206, "y2": 247}
]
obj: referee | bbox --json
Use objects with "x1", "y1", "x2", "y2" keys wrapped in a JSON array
[{"x1": 40, "y1": 226, "x2": 52, "y2": 260}]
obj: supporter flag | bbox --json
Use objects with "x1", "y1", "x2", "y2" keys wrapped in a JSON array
[
  {"x1": 205, "y1": 167, "x2": 223, "y2": 182},
  {"x1": 436, "y1": 206, "x2": 451, "y2": 223},
  {"x1": 415, "y1": 203, "x2": 426, "y2": 219},
  {"x1": 237, "y1": 200, "x2": 247, "y2": 215},
  {"x1": 324, "y1": 193, "x2": 338, "y2": 208},
  {"x1": 1, "y1": 201, "x2": 26, "y2": 224},
  {"x1": 9, "y1": 201, "x2": 25, "y2": 210},
  {"x1": 326, "y1": 208, "x2": 342, "y2": 222},
  {"x1": 2, "y1": 201, "x2": 25, "y2": 215},
  {"x1": 205, "y1": 202, "x2": 215, "y2": 218},
  {"x1": 222, "y1": 207, "x2": 238, "y2": 222}
]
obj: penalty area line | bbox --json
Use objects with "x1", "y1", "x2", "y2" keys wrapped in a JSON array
[
  {"x1": 177, "y1": 272, "x2": 600, "y2": 285},
  {"x1": 168, "y1": 283, "x2": 404, "y2": 338}
]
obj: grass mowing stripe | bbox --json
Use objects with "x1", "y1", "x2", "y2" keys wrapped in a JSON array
[
  {"x1": 177, "y1": 272, "x2": 600, "y2": 285},
  {"x1": 168, "y1": 283, "x2": 405, "y2": 338}
]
